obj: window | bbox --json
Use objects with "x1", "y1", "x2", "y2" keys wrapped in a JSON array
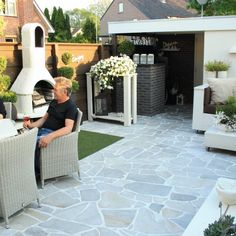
[
  {"x1": 7, "y1": 0, "x2": 16, "y2": 16},
  {"x1": 5, "y1": 38, "x2": 14, "y2": 42},
  {"x1": 118, "y1": 3, "x2": 124, "y2": 13},
  {"x1": 0, "y1": 0, "x2": 16, "y2": 16},
  {"x1": 0, "y1": 0, "x2": 6, "y2": 14}
]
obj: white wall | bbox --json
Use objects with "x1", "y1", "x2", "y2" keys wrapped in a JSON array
[{"x1": 203, "y1": 31, "x2": 236, "y2": 83}]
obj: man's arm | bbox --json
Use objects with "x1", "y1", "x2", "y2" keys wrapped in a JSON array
[
  {"x1": 24, "y1": 113, "x2": 48, "y2": 129},
  {"x1": 38, "y1": 118, "x2": 74, "y2": 148}
]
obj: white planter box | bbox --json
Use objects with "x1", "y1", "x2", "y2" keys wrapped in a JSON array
[
  {"x1": 86, "y1": 73, "x2": 137, "y2": 126},
  {"x1": 217, "y1": 71, "x2": 228, "y2": 78},
  {"x1": 206, "y1": 71, "x2": 216, "y2": 78}
]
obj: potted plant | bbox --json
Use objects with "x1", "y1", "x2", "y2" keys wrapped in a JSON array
[
  {"x1": 205, "y1": 60, "x2": 217, "y2": 78},
  {"x1": 89, "y1": 54, "x2": 137, "y2": 90},
  {"x1": 205, "y1": 60, "x2": 230, "y2": 78},
  {"x1": 0, "y1": 56, "x2": 17, "y2": 119},
  {"x1": 117, "y1": 39, "x2": 135, "y2": 57},
  {"x1": 215, "y1": 96, "x2": 236, "y2": 132},
  {"x1": 57, "y1": 52, "x2": 79, "y2": 93},
  {"x1": 204, "y1": 214, "x2": 236, "y2": 236},
  {"x1": 89, "y1": 55, "x2": 137, "y2": 116},
  {"x1": 0, "y1": 56, "x2": 17, "y2": 103},
  {"x1": 203, "y1": 199, "x2": 236, "y2": 236},
  {"x1": 216, "y1": 60, "x2": 230, "y2": 78}
]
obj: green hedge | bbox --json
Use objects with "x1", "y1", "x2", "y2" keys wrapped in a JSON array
[{"x1": 57, "y1": 66, "x2": 74, "y2": 79}]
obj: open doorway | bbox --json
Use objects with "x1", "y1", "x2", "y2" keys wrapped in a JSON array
[{"x1": 157, "y1": 34, "x2": 195, "y2": 105}]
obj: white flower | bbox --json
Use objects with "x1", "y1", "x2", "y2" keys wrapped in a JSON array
[{"x1": 90, "y1": 55, "x2": 137, "y2": 90}]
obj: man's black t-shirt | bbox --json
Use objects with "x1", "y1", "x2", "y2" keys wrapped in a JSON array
[{"x1": 42, "y1": 99, "x2": 78, "y2": 131}]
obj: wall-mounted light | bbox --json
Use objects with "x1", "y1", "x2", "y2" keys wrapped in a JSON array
[{"x1": 196, "y1": 0, "x2": 208, "y2": 17}]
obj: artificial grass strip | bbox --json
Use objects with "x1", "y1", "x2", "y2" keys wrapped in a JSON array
[{"x1": 78, "y1": 130, "x2": 123, "y2": 160}]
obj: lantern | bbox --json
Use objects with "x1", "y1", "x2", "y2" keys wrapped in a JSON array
[{"x1": 94, "y1": 92, "x2": 108, "y2": 116}]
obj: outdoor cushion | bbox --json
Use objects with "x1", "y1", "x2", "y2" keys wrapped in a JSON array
[{"x1": 207, "y1": 78, "x2": 236, "y2": 104}]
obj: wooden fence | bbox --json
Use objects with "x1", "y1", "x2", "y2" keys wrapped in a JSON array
[{"x1": 0, "y1": 42, "x2": 112, "y2": 119}]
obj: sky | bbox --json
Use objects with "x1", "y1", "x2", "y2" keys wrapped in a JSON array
[{"x1": 35, "y1": 0, "x2": 91, "y2": 12}]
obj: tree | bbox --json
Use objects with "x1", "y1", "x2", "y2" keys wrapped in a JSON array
[
  {"x1": 70, "y1": 34, "x2": 88, "y2": 43},
  {"x1": 46, "y1": 7, "x2": 72, "y2": 42},
  {"x1": 65, "y1": 14, "x2": 72, "y2": 40},
  {"x1": 51, "y1": 6, "x2": 58, "y2": 28},
  {"x1": 88, "y1": 0, "x2": 112, "y2": 18},
  {"x1": 54, "y1": 7, "x2": 65, "y2": 33},
  {"x1": 44, "y1": 8, "x2": 50, "y2": 22},
  {"x1": 188, "y1": 0, "x2": 236, "y2": 16},
  {"x1": 82, "y1": 17, "x2": 96, "y2": 43},
  {"x1": 66, "y1": 8, "x2": 94, "y2": 28}
]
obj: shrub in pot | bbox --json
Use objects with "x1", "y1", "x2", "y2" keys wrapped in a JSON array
[
  {"x1": 117, "y1": 39, "x2": 135, "y2": 57},
  {"x1": 205, "y1": 60, "x2": 230, "y2": 78},
  {"x1": 61, "y1": 52, "x2": 72, "y2": 65},
  {"x1": 205, "y1": 61, "x2": 217, "y2": 78},
  {"x1": 215, "y1": 96, "x2": 236, "y2": 131},
  {"x1": 57, "y1": 52, "x2": 79, "y2": 92},
  {"x1": 57, "y1": 66, "x2": 74, "y2": 79},
  {"x1": 216, "y1": 61, "x2": 230, "y2": 78},
  {"x1": 0, "y1": 57, "x2": 17, "y2": 103},
  {"x1": 204, "y1": 215, "x2": 236, "y2": 236}
]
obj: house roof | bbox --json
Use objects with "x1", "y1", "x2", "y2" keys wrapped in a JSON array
[
  {"x1": 128, "y1": 0, "x2": 196, "y2": 19},
  {"x1": 71, "y1": 27, "x2": 82, "y2": 37},
  {"x1": 33, "y1": 0, "x2": 54, "y2": 33}
]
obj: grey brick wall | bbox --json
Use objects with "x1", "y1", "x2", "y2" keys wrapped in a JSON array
[
  {"x1": 115, "y1": 64, "x2": 166, "y2": 116},
  {"x1": 137, "y1": 64, "x2": 166, "y2": 116},
  {"x1": 115, "y1": 77, "x2": 124, "y2": 113}
]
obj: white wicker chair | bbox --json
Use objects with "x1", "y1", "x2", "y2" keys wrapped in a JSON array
[
  {"x1": 0, "y1": 128, "x2": 40, "y2": 228},
  {"x1": 39, "y1": 108, "x2": 83, "y2": 188}
]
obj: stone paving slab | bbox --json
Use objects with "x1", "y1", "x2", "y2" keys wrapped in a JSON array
[{"x1": 1, "y1": 106, "x2": 236, "y2": 235}]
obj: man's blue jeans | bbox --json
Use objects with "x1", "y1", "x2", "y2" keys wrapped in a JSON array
[{"x1": 35, "y1": 128, "x2": 53, "y2": 174}]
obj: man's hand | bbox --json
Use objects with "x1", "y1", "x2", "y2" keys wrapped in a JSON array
[
  {"x1": 23, "y1": 120, "x2": 32, "y2": 129},
  {"x1": 39, "y1": 134, "x2": 53, "y2": 148},
  {"x1": 38, "y1": 118, "x2": 74, "y2": 148}
]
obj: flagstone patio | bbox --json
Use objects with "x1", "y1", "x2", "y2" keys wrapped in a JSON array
[{"x1": 1, "y1": 105, "x2": 236, "y2": 236}]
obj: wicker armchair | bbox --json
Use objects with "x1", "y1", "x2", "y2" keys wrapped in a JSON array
[
  {"x1": 0, "y1": 128, "x2": 40, "y2": 228},
  {"x1": 39, "y1": 108, "x2": 83, "y2": 188}
]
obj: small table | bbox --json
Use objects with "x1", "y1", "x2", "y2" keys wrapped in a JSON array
[
  {"x1": 0, "y1": 119, "x2": 18, "y2": 139},
  {"x1": 204, "y1": 126, "x2": 236, "y2": 152}
]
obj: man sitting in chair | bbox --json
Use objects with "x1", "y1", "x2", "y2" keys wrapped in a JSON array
[
  {"x1": 23, "y1": 77, "x2": 78, "y2": 172},
  {"x1": 0, "y1": 98, "x2": 6, "y2": 120}
]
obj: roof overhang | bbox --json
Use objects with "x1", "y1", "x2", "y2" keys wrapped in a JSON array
[
  {"x1": 108, "y1": 16, "x2": 236, "y2": 35},
  {"x1": 33, "y1": 0, "x2": 54, "y2": 33}
]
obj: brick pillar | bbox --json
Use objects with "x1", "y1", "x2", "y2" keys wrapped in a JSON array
[{"x1": 136, "y1": 64, "x2": 166, "y2": 115}]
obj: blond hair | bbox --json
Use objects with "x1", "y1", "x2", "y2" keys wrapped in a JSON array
[{"x1": 54, "y1": 77, "x2": 72, "y2": 95}]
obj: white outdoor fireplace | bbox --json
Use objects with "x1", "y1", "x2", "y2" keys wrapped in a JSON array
[{"x1": 11, "y1": 23, "x2": 55, "y2": 118}]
